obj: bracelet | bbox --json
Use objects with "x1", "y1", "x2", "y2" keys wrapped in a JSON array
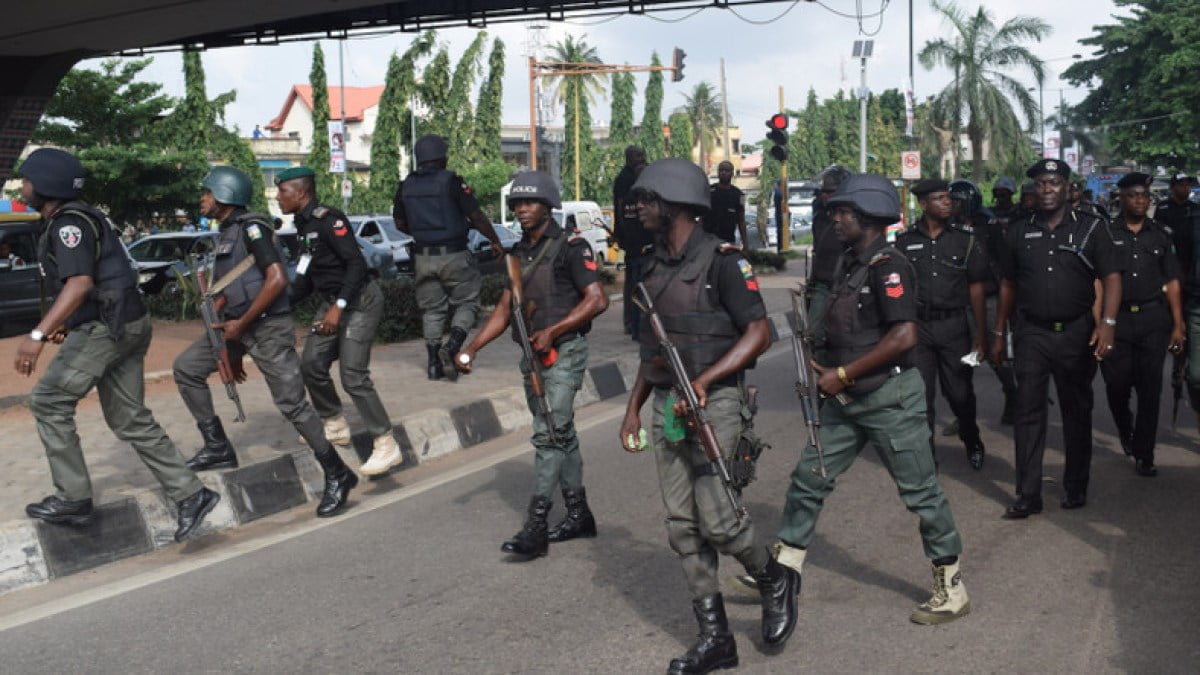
[
  {"x1": 1101, "y1": 317, "x2": 1117, "y2": 326},
  {"x1": 837, "y1": 366, "x2": 855, "y2": 386}
]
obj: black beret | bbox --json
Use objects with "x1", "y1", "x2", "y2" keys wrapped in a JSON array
[
  {"x1": 912, "y1": 179, "x2": 950, "y2": 197},
  {"x1": 1116, "y1": 172, "x2": 1152, "y2": 189},
  {"x1": 1026, "y1": 158, "x2": 1072, "y2": 179}
]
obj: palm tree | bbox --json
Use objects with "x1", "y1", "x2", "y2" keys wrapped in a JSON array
[
  {"x1": 919, "y1": 0, "x2": 1050, "y2": 179},
  {"x1": 545, "y1": 36, "x2": 607, "y2": 107},
  {"x1": 1045, "y1": 103, "x2": 1109, "y2": 163},
  {"x1": 677, "y1": 81, "x2": 725, "y2": 174}
]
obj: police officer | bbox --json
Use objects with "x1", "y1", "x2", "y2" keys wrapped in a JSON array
[
  {"x1": 276, "y1": 166, "x2": 402, "y2": 477},
  {"x1": 986, "y1": 177, "x2": 1021, "y2": 423},
  {"x1": 1018, "y1": 181, "x2": 1037, "y2": 218},
  {"x1": 456, "y1": 171, "x2": 609, "y2": 558},
  {"x1": 619, "y1": 158, "x2": 799, "y2": 673},
  {"x1": 773, "y1": 173, "x2": 970, "y2": 627},
  {"x1": 897, "y1": 179, "x2": 989, "y2": 469},
  {"x1": 613, "y1": 145, "x2": 650, "y2": 338},
  {"x1": 808, "y1": 166, "x2": 854, "y2": 360},
  {"x1": 173, "y1": 166, "x2": 357, "y2": 518},
  {"x1": 392, "y1": 134, "x2": 504, "y2": 381},
  {"x1": 991, "y1": 177, "x2": 1019, "y2": 226},
  {"x1": 1155, "y1": 174, "x2": 1200, "y2": 425},
  {"x1": 15, "y1": 148, "x2": 218, "y2": 541},
  {"x1": 1100, "y1": 173, "x2": 1185, "y2": 476},
  {"x1": 992, "y1": 159, "x2": 1124, "y2": 518},
  {"x1": 706, "y1": 160, "x2": 748, "y2": 245}
]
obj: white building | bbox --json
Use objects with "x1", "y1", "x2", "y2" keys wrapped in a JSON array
[{"x1": 264, "y1": 85, "x2": 385, "y2": 167}]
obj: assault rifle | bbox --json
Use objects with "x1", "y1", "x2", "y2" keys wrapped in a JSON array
[
  {"x1": 790, "y1": 284, "x2": 838, "y2": 478},
  {"x1": 506, "y1": 254, "x2": 558, "y2": 444},
  {"x1": 197, "y1": 264, "x2": 246, "y2": 423},
  {"x1": 633, "y1": 282, "x2": 745, "y2": 519}
]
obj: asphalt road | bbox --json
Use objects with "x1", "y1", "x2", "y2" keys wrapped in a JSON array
[{"x1": 0, "y1": 343, "x2": 1198, "y2": 673}]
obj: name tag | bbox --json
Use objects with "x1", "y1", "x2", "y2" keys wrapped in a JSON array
[
  {"x1": 860, "y1": 285, "x2": 871, "y2": 294},
  {"x1": 296, "y1": 254, "x2": 312, "y2": 275},
  {"x1": 1024, "y1": 231, "x2": 1043, "y2": 239},
  {"x1": 906, "y1": 244, "x2": 924, "y2": 251},
  {"x1": 216, "y1": 243, "x2": 235, "y2": 255}
]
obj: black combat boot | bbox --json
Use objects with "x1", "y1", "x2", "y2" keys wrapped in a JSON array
[
  {"x1": 668, "y1": 594, "x2": 738, "y2": 674},
  {"x1": 750, "y1": 555, "x2": 801, "y2": 647},
  {"x1": 174, "y1": 487, "x2": 220, "y2": 542},
  {"x1": 547, "y1": 486, "x2": 597, "y2": 543},
  {"x1": 966, "y1": 438, "x2": 985, "y2": 471},
  {"x1": 186, "y1": 417, "x2": 239, "y2": 471},
  {"x1": 501, "y1": 495, "x2": 551, "y2": 559},
  {"x1": 314, "y1": 445, "x2": 358, "y2": 517},
  {"x1": 25, "y1": 496, "x2": 94, "y2": 527},
  {"x1": 426, "y1": 342, "x2": 444, "y2": 380},
  {"x1": 439, "y1": 327, "x2": 468, "y2": 382}
]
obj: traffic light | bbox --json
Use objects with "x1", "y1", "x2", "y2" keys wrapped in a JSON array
[
  {"x1": 672, "y1": 47, "x2": 686, "y2": 82},
  {"x1": 766, "y1": 114, "x2": 789, "y2": 162}
]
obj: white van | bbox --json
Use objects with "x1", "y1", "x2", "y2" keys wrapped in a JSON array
[{"x1": 552, "y1": 200, "x2": 612, "y2": 265}]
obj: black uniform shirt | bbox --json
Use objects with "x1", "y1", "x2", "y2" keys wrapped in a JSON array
[
  {"x1": 224, "y1": 207, "x2": 282, "y2": 275},
  {"x1": 999, "y1": 209, "x2": 1125, "y2": 321},
  {"x1": 391, "y1": 171, "x2": 481, "y2": 223},
  {"x1": 510, "y1": 219, "x2": 599, "y2": 298},
  {"x1": 706, "y1": 184, "x2": 745, "y2": 243},
  {"x1": 1111, "y1": 217, "x2": 1179, "y2": 304},
  {"x1": 895, "y1": 218, "x2": 990, "y2": 311},
  {"x1": 1155, "y1": 197, "x2": 1199, "y2": 293},
  {"x1": 290, "y1": 200, "x2": 370, "y2": 307},
  {"x1": 810, "y1": 204, "x2": 846, "y2": 286},
  {"x1": 835, "y1": 235, "x2": 919, "y2": 330},
  {"x1": 40, "y1": 210, "x2": 99, "y2": 286},
  {"x1": 613, "y1": 165, "x2": 653, "y2": 256}
]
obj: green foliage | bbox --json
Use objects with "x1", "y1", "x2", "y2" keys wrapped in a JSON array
[
  {"x1": 77, "y1": 146, "x2": 209, "y2": 223},
  {"x1": 546, "y1": 36, "x2": 607, "y2": 107},
  {"x1": 143, "y1": 260, "x2": 203, "y2": 322},
  {"x1": 218, "y1": 132, "x2": 269, "y2": 212},
  {"x1": 33, "y1": 58, "x2": 175, "y2": 149},
  {"x1": 167, "y1": 52, "x2": 214, "y2": 151},
  {"x1": 307, "y1": 43, "x2": 333, "y2": 203},
  {"x1": 471, "y1": 38, "x2": 507, "y2": 166},
  {"x1": 678, "y1": 81, "x2": 725, "y2": 173},
  {"x1": 637, "y1": 52, "x2": 666, "y2": 162},
  {"x1": 1064, "y1": 0, "x2": 1200, "y2": 170},
  {"x1": 668, "y1": 112, "x2": 695, "y2": 159},
  {"x1": 598, "y1": 71, "x2": 636, "y2": 195},
  {"x1": 479, "y1": 272, "x2": 507, "y2": 308},
  {"x1": 459, "y1": 159, "x2": 516, "y2": 221},
  {"x1": 743, "y1": 248, "x2": 786, "y2": 272},
  {"x1": 419, "y1": 48, "x2": 453, "y2": 139},
  {"x1": 369, "y1": 32, "x2": 435, "y2": 213},
  {"x1": 446, "y1": 32, "x2": 489, "y2": 161},
  {"x1": 546, "y1": 37, "x2": 605, "y2": 202}
]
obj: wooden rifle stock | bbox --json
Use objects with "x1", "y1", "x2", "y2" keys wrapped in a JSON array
[
  {"x1": 197, "y1": 265, "x2": 246, "y2": 422},
  {"x1": 506, "y1": 254, "x2": 557, "y2": 443}
]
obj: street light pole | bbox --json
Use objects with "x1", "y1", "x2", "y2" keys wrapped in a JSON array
[{"x1": 853, "y1": 40, "x2": 874, "y2": 173}]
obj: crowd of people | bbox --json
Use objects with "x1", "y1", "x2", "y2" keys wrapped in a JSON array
[{"x1": 10, "y1": 137, "x2": 1198, "y2": 673}]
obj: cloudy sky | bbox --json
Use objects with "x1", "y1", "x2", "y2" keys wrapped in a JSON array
[{"x1": 95, "y1": 0, "x2": 1124, "y2": 140}]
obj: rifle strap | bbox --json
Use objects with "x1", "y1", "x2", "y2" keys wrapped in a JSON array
[
  {"x1": 204, "y1": 256, "x2": 256, "y2": 298},
  {"x1": 520, "y1": 234, "x2": 566, "y2": 282}
]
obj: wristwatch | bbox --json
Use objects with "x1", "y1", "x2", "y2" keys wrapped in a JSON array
[
  {"x1": 30, "y1": 329, "x2": 46, "y2": 342},
  {"x1": 335, "y1": 298, "x2": 348, "y2": 309},
  {"x1": 1101, "y1": 317, "x2": 1117, "y2": 326}
]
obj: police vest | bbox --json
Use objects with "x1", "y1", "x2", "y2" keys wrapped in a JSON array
[
  {"x1": 510, "y1": 233, "x2": 587, "y2": 346},
  {"x1": 214, "y1": 212, "x2": 290, "y2": 319},
  {"x1": 824, "y1": 246, "x2": 910, "y2": 396},
  {"x1": 639, "y1": 236, "x2": 742, "y2": 388},
  {"x1": 401, "y1": 168, "x2": 468, "y2": 246}
]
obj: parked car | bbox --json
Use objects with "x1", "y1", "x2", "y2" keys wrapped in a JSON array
[
  {"x1": 0, "y1": 211, "x2": 46, "y2": 335},
  {"x1": 125, "y1": 231, "x2": 220, "y2": 294},
  {"x1": 276, "y1": 225, "x2": 398, "y2": 284},
  {"x1": 552, "y1": 200, "x2": 613, "y2": 264},
  {"x1": 468, "y1": 225, "x2": 521, "y2": 265},
  {"x1": 349, "y1": 215, "x2": 414, "y2": 276}
]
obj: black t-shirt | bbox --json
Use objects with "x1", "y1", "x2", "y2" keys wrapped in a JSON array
[
  {"x1": 290, "y1": 200, "x2": 370, "y2": 307},
  {"x1": 1000, "y1": 209, "x2": 1125, "y2": 321},
  {"x1": 612, "y1": 165, "x2": 652, "y2": 256},
  {"x1": 391, "y1": 171, "x2": 481, "y2": 223},
  {"x1": 1156, "y1": 198, "x2": 1199, "y2": 295},
  {"x1": 810, "y1": 204, "x2": 844, "y2": 285},
  {"x1": 706, "y1": 184, "x2": 744, "y2": 243},
  {"x1": 41, "y1": 211, "x2": 99, "y2": 286},
  {"x1": 895, "y1": 219, "x2": 990, "y2": 311},
  {"x1": 1110, "y1": 217, "x2": 1180, "y2": 304}
]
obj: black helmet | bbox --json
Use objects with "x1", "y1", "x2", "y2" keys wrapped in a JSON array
[
  {"x1": 948, "y1": 179, "x2": 982, "y2": 214},
  {"x1": 826, "y1": 173, "x2": 901, "y2": 221},
  {"x1": 414, "y1": 134, "x2": 448, "y2": 164},
  {"x1": 631, "y1": 158, "x2": 710, "y2": 213},
  {"x1": 507, "y1": 171, "x2": 562, "y2": 209},
  {"x1": 817, "y1": 165, "x2": 853, "y2": 189},
  {"x1": 201, "y1": 166, "x2": 253, "y2": 206},
  {"x1": 20, "y1": 148, "x2": 85, "y2": 200}
]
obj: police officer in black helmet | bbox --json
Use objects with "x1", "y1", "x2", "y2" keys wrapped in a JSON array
[
  {"x1": 15, "y1": 148, "x2": 219, "y2": 541},
  {"x1": 392, "y1": 134, "x2": 504, "y2": 381},
  {"x1": 808, "y1": 165, "x2": 854, "y2": 360},
  {"x1": 173, "y1": 166, "x2": 358, "y2": 518}
]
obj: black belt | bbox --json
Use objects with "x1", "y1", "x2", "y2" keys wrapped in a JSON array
[
  {"x1": 1121, "y1": 296, "x2": 1163, "y2": 314},
  {"x1": 1021, "y1": 312, "x2": 1088, "y2": 333},
  {"x1": 917, "y1": 306, "x2": 965, "y2": 321},
  {"x1": 413, "y1": 242, "x2": 467, "y2": 254}
]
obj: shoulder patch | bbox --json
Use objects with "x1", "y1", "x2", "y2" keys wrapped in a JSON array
[
  {"x1": 332, "y1": 219, "x2": 349, "y2": 236},
  {"x1": 246, "y1": 224, "x2": 263, "y2": 241},
  {"x1": 312, "y1": 205, "x2": 331, "y2": 218},
  {"x1": 567, "y1": 234, "x2": 588, "y2": 245},
  {"x1": 716, "y1": 242, "x2": 743, "y2": 254},
  {"x1": 868, "y1": 252, "x2": 892, "y2": 266},
  {"x1": 58, "y1": 224, "x2": 83, "y2": 249},
  {"x1": 736, "y1": 257, "x2": 759, "y2": 292}
]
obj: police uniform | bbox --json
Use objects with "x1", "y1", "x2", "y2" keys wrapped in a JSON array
[
  {"x1": 985, "y1": 199, "x2": 1021, "y2": 420},
  {"x1": 290, "y1": 195, "x2": 394, "y2": 453},
  {"x1": 999, "y1": 160, "x2": 1125, "y2": 511},
  {"x1": 1156, "y1": 175, "x2": 1200, "y2": 413},
  {"x1": 1101, "y1": 174, "x2": 1180, "y2": 474},
  {"x1": 613, "y1": 161, "x2": 651, "y2": 337},
  {"x1": 392, "y1": 138, "x2": 485, "y2": 360},
  {"x1": 896, "y1": 193, "x2": 990, "y2": 466},
  {"x1": 706, "y1": 183, "x2": 745, "y2": 244},
  {"x1": 808, "y1": 174, "x2": 851, "y2": 362}
]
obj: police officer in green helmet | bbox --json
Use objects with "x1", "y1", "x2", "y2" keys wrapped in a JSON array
[
  {"x1": 773, "y1": 173, "x2": 970, "y2": 626},
  {"x1": 173, "y1": 165, "x2": 358, "y2": 518},
  {"x1": 619, "y1": 158, "x2": 799, "y2": 674},
  {"x1": 15, "y1": 148, "x2": 219, "y2": 541}
]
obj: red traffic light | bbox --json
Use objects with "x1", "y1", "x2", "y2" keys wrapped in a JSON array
[{"x1": 767, "y1": 113, "x2": 788, "y2": 130}]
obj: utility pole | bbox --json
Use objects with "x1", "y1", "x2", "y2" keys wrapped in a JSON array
[
  {"x1": 720, "y1": 57, "x2": 731, "y2": 162},
  {"x1": 338, "y1": 39, "x2": 349, "y2": 211},
  {"x1": 528, "y1": 56, "x2": 539, "y2": 170},
  {"x1": 854, "y1": 40, "x2": 874, "y2": 173}
]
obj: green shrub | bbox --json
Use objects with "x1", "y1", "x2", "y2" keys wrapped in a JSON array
[{"x1": 744, "y1": 249, "x2": 787, "y2": 272}]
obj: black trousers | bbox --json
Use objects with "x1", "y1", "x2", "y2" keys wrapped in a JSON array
[
  {"x1": 1100, "y1": 302, "x2": 1171, "y2": 464},
  {"x1": 1013, "y1": 314, "x2": 1097, "y2": 499},
  {"x1": 914, "y1": 311, "x2": 980, "y2": 454}
]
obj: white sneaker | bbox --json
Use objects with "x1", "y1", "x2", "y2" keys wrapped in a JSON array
[
  {"x1": 360, "y1": 433, "x2": 404, "y2": 476},
  {"x1": 910, "y1": 560, "x2": 971, "y2": 625},
  {"x1": 323, "y1": 416, "x2": 351, "y2": 447}
]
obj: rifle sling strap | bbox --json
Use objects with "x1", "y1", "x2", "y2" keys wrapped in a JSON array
[{"x1": 204, "y1": 256, "x2": 256, "y2": 298}]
